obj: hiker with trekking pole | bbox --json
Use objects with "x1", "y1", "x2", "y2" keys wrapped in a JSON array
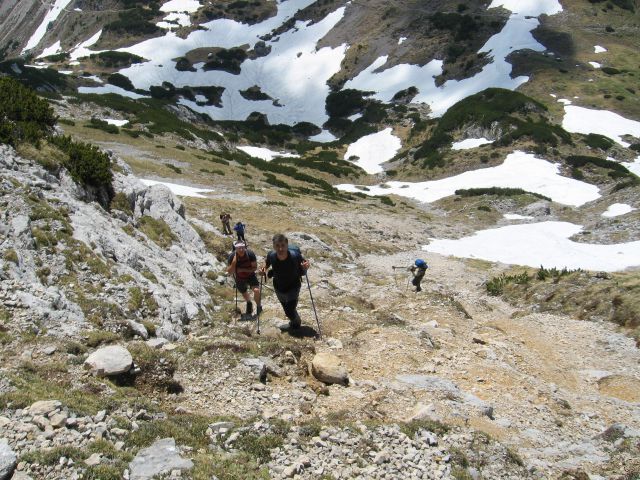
[
  {"x1": 226, "y1": 241, "x2": 261, "y2": 319},
  {"x1": 261, "y1": 234, "x2": 321, "y2": 337},
  {"x1": 393, "y1": 258, "x2": 428, "y2": 292}
]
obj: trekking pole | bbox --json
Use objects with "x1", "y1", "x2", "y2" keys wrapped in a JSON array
[
  {"x1": 304, "y1": 271, "x2": 322, "y2": 339},
  {"x1": 234, "y1": 260, "x2": 239, "y2": 315},
  {"x1": 256, "y1": 275, "x2": 263, "y2": 335},
  {"x1": 405, "y1": 274, "x2": 411, "y2": 293}
]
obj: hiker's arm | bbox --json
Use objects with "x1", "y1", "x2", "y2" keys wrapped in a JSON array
[
  {"x1": 301, "y1": 259, "x2": 310, "y2": 271},
  {"x1": 226, "y1": 255, "x2": 236, "y2": 274}
]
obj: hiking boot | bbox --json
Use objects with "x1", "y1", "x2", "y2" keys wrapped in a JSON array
[
  {"x1": 245, "y1": 302, "x2": 253, "y2": 316},
  {"x1": 289, "y1": 314, "x2": 301, "y2": 330}
]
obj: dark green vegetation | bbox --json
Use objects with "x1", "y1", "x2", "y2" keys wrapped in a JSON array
[
  {"x1": 75, "y1": 93, "x2": 223, "y2": 143},
  {"x1": 105, "y1": 0, "x2": 162, "y2": 36},
  {"x1": 87, "y1": 118, "x2": 120, "y2": 134},
  {"x1": 583, "y1": 133, "x2": 614, "y2": 151},
  {"x1": 455, "y1": 187, "x2": 551, "y2": 201},
  {"x1": 0, "y1": 58, "x2": 68, "y2": 92},
  {"x1": 272, "y1": 150, "x2": 364, "y2": 178},
  {"x1": 488, "y1": 268, "x2": 640, "y2": 345},
  {"x1": 90, "y1": 51, "x2": 146, "y2": 68},
  {"x1": 0, "y1": 77, "x2": 57, "y2": 146},
  {"x1": 413, "y1": 88, "x2": 570, "y2": 169},
  {"x1": 566, "y1": 155, "x2": 639, "y2": 189},
  {"x1": 0, "y1": 78, "x2": 113, "y2": 202},
  {"x1": 203, "y1": 48, "x2": 248, "y2": 74}
]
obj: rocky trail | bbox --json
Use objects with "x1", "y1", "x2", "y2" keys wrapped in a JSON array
[{"x1": 1, "y1": 143, "x2": 639, "y2": 480}]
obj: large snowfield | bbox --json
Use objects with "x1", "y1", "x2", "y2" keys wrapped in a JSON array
[{"x1": 337, "y1": 151, "x2": 601, "y2": 207}]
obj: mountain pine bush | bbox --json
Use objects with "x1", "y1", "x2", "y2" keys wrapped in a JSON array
[{"x1": 0, "y1": 77, "x2": 57, "y2": 146}]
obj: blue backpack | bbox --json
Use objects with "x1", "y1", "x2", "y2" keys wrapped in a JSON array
[{"x1": 415, "y1": 259, "x2": 428, "y2": 269}]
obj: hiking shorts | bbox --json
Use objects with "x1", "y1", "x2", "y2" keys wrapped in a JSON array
[{"x1": 236, "y1": 274, "x2": 259, "y2": 293}]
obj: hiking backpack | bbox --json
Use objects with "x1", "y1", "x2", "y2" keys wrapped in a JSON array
[{"x1": 267, "y1": 244, "x2": 305, "y2": 278}]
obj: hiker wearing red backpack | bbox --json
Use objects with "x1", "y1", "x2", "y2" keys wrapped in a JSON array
[
  {"x1": 261, "y1": 234, "x2": 309, "y2": 330},
  {"x1": 227, "y1": 241, "x2": 261, "y2": 317}
]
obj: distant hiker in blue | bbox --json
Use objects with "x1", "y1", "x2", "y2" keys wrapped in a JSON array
[
  {"x1": 261, "y1": 234, "x2": 309, "y2": 329},
  {"x1": 233, "y1": 221, "x2": 246, "y2": 242},
  {"x1": 410, "y1": 259, "x2": 428, "y2": 292}
]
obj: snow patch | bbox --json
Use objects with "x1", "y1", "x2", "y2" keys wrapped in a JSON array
[
  {"x1": 588, "y1": 61, "x2": 601, "y2": 69},
  {"x1": 337, "y1": 151, "x2": 600, "y2": 207},
  {"x1": 70, "y1": 30, "x2": 103, "y2": 61},
  {"x1": 160, "y1": 0, "x2": 201, "y2": 13},
  {"x1": 451, "y1": 138, "x2": 493, "y2": 150},
  {"x1": 622, "y1": 155, "x2": 640, "y2": 176},
  {"x1": 594, "y1": 45, "x2": 607, "y2": 53},
  {"x1": 78, "y1": 84, "x2": 150, "y2": 99},
  {"x1": 562, "y1": 106, "x2": 640, "y2": 147},
  {"x1": 423, "y1": 221, "x2": 640, "y2": 272},
  {"x1": 346, "y1": 1, "x2": 561, "y2": 117},
  {"x1": 309, "y1": 130, "x2": 338, "y2": 143},
  {"x1": 343, "y1": 128, "x2": 402, "y2": 174},
  {"x1": 602, "y1": 203, "x2": 635, "y2": 217},
  {"x1": 38, "y1": 41, "x2": 62, "y2": 58},
  {"x1": 504, "y1": 214, "x2": 534, "y2": 220},
  {"x1": 141, "y1": 179, "x2": 213, "y2": 198},
  {"x1": 23, "y1": 0, "x2": 74, "y2": 53},
  {"x1": 103, "y1": 119, "x2": 129, "y2": 127},
  {"x1": 237, "y1": 146, "x2": 300, "y2": 162},
  {"x1": 398, "y1": 37, "x2": 407, "y2": 45}
]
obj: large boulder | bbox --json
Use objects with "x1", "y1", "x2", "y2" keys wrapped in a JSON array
[
  {"x1": 28, "y1": 400, "x2": 61, "y2": 416},
  {"x1": 128, "y1": 438, "x2": 193, "y2": 480},
  {"x1": 84, "y1": 345, "x2": 133, "y2": 376},
  {"x1": 311, "y1": 353, "x2": 349, "y2": 386},
  {"x1": 0, "y1": 439, "x2": 16, "y2": 480}
]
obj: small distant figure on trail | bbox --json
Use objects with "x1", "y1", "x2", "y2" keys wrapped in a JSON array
[
  {"x1": 233, "y1": 221, "x2": 246, "y2": 242},
  {"x1": 411, "y1": 259, "x2": 428, "y2": 292},
  {"x1": 261, "y1": 233, "x2": 309, "y2": 330},
  {"x1": 227, "y1": 241, "x2": 261, "y2": 317},
  {"x1": 220, "y1": 212, "x2": 232, "y2": 235}
]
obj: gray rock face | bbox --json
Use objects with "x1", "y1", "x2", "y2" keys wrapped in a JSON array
[
  {"x1": 127, "y1": 320, "x2": 149, "y2": 340},
  {"x1": 311, "y1": 353, "x2": 349, "y2": 386},
  {"x1": 0, "y1": 439, "x2": 17, "y2": 480},
  {"x1": 84, "y1": 345, "x2": 133, "y2": 376},
  {"x1": 128, "y1": 438, "x2": 193, "y2": 480}
]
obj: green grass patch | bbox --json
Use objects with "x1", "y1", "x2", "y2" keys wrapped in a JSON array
[{"x1": 137, "y1": 216, "x2": 177, "y2": 249}]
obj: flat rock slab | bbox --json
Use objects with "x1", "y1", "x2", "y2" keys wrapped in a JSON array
[
  {"x1": 0, "y1": 439, "x2": 17, "y2": 480},
  {"x1": 28, "y1": 400, "x2": 61, "y2": 416},
  {"x1": 84, "y1": 345, "x2": 133, "y2": 376},
  {"x1": 129, "y1": 438, "x2": 193, "y2": 480},
  {"x1": 311, "y1": 352, "x2": 349, "y2": 386}
]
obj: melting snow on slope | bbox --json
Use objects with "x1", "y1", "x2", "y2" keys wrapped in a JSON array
[
  {"x1": 38, "y1": 41, "x2": 62, "y2": 58},
  {"x1": 110, "y1": 0, "x2": 345, "y2": 126},
  {"x1": 562, "y1": 106, "x2": 640, "y2": 147},
  {"x1": 103, "y1": 119, "x2": 129, "y2": 127},
  {"x1": 158, "y1": 13, "x2": 192, "y2": 29},
  {"x1": 589, "y1": 61, "x2": 601, "y2": 69},
  {"x1": 70, "y1": 30, "x2": 103, "y2": 61},
  {"x1": 594, "y1": 45, "x2": 607, "y2": 53},
  {"x1": 504, "y1": 213, "x2": 534, "y2": 220},
  {"x1": 602, "y1": 203, "x2": 635, "y2": 217},
  {"x1": 623, "y1": 156, "x2": 640, "y2": 176},
  {"x1": 237, "y1": 146, "x2": 300, "y2": 162},
  {"x1": 78, "y1": 84, "x2": 149, "y2": 99},
  {"x1": 160, "y1": 0, "x2": 201, "y2": 12},
  {"x1": 343, "y1": 128, "x2": 402, "y2": 174},
  {"x1": 141, "y1": 179, "x2": 213, "y2": 198},
  {"x1": 346, "y1": 0, "x2": 562, "y2": 117},
  {"x1": 23, "y1": 0, "x2": 73, "y2": 53},
  {"x1": 451, "y1": 138, "x2": 493, "y2": 150},
  {"x1": 337, "y1": 151, "x2": 600, "y2": 207},
  {"x1": 423, "y1": 221, "x2": 640, "y2": 272}
]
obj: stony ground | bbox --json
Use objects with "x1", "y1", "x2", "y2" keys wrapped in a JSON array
[{"x1": 1, "y1": 142, "x2": 639, "y2": 480}]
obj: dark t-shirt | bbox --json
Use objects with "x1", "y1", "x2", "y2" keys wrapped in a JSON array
[
  {"x1": 266, "y1": 250, "x2": 304, "y2": 293},
  {"x1": 228, "y1": 249, "x2": 256, "y2": 280}
]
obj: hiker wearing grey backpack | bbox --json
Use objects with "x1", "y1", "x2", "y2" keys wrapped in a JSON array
[
  {"x1": 261, "y1": 233, "x2": 309, "y2": 330},
  {"x1": 411, "y1": 259, "x2": 428, "y2": 292}
]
